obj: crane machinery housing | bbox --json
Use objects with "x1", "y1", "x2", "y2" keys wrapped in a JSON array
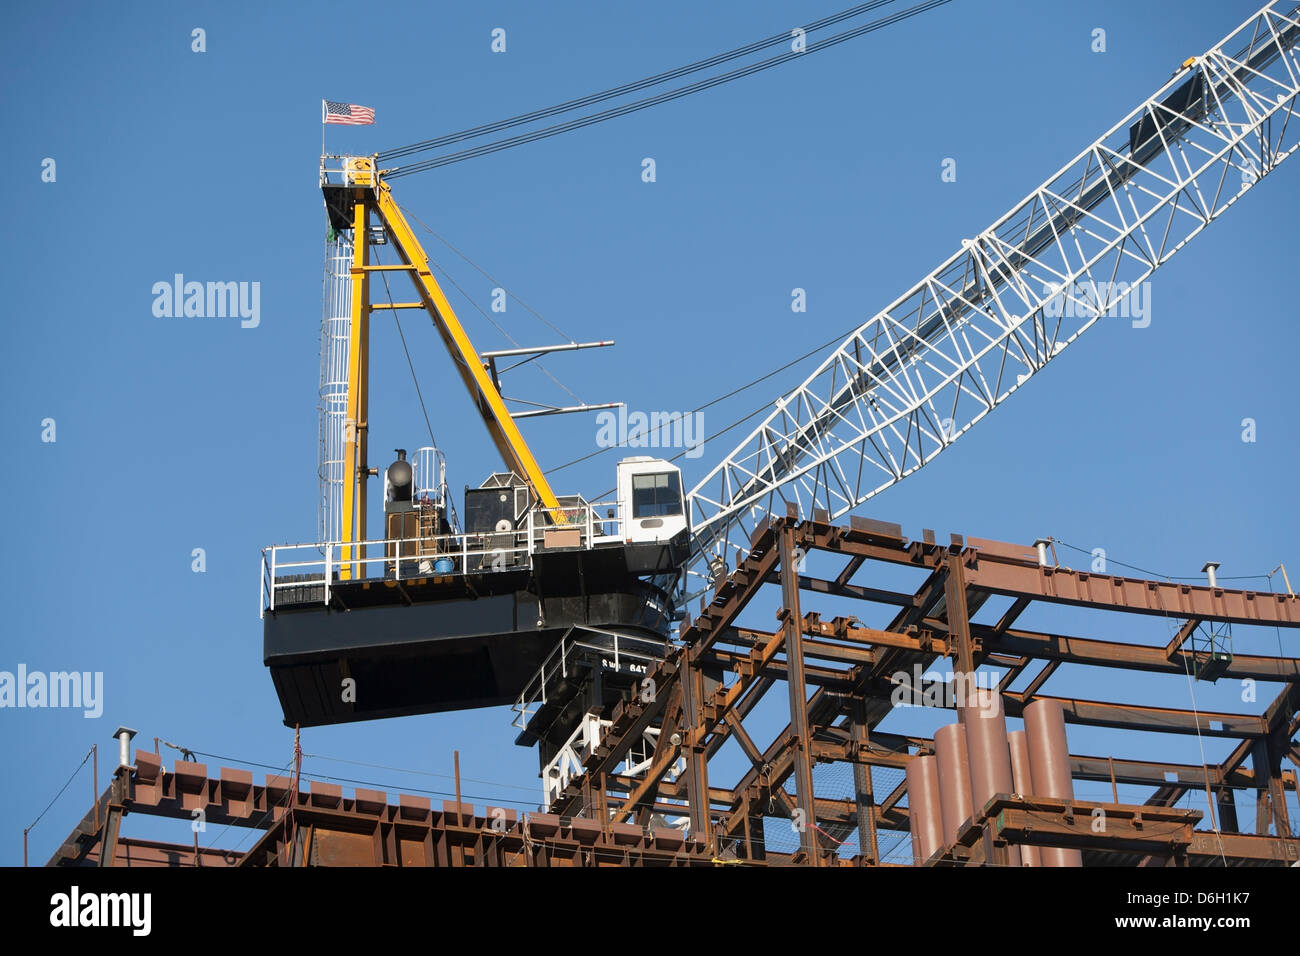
[
  {"x1": 264, "y1": 155, "x2": 692, "y2": 747},
  {"x1": 260, "y1": 1, "x2": 1300, "y2": 791}
]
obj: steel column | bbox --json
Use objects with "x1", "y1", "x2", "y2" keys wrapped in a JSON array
[
  {"x1": 780, "y1": 518, "x2": 820, "y2": 865},
  {"x1": 680, "y1": 644, "x2": 712, "y2": 846}
]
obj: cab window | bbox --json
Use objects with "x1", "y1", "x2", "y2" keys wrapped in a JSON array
[{"x1": 631, "y1": 472, "x2": 683, "y2": 518}]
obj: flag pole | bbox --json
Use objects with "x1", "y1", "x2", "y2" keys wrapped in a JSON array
[{"x1": 321, "y1": 99, "x2": 326, "y2": 156}]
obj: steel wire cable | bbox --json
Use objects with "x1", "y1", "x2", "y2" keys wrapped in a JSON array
[
  {"x1": 398, "y1": 203, "x2": 577, "y2": 344},
  {"x1": 544, "y1": 324, "x2": 860, "y2": 479},
  {"x1": 1052, "y1": 539, "x2": 1277, "y2": 584},
  {"x1": 384, "y1": 0, "x2": 953, "y2": 177},
  {"x1": 24, "y1": 747, "x2": 94, "y2": 838},
  {"x1": 377, "y1": 0, "x2": 904, "y2": 162}
]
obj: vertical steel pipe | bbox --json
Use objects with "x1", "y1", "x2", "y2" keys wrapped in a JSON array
[
  {"x1": 906, "y1": 755, "x2": 943, "y2": 864},
  {"x1": 965, "y1": 690, "x2": 1013, "y2": 816},
  {"x1": 1007, "y1": 730, "x2": 1042, "y2": 867},
  {"x1": 965, "y1": 688, "x2": 1019, "y2": 866},
  {"x1": 112, "y1": 727, "x2": 136, "y2": 771},
  {"x1": 1025, "y1": 698, "x2": 1083, "y2": 867},
  {"x1": 935, "y1": 723, "x2": 973, "y2": 849},
  {"x1": 780, "y1": 522, "x2": 819, "y2": 865}
]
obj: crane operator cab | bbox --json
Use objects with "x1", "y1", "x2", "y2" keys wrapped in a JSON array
[{"x1": 616, "y1": 456, "x2": 691, "y2": 575}]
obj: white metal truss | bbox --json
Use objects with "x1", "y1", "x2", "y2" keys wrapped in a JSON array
[
  {"x1": 686, "y1": 2, "x2": 1300, "y2": 576},
  {"x1": 541, "y1": 711, "x2": 685, "y2": 808}
]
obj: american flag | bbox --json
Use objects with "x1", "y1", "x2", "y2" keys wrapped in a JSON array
[{"x1": 323, "y1": 100, "x2": 375, "y2": 126}]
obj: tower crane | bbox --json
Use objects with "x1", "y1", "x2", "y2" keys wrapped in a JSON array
[{"x1": 262, "y1": 2, "x2": 1300, "y2": 782}]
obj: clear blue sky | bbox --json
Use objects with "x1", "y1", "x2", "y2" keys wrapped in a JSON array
[{"x1": 3, "y1": 0, "x2": 1296, "y2": 864}]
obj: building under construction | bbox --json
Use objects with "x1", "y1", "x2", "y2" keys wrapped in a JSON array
[{"x1": 49, "y1": 512, "x2": 1300, "y2": 867}]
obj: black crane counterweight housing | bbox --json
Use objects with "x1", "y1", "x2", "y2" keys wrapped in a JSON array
[{"x1": 264, "y1": 541, "x2": 677, "y2": 727}]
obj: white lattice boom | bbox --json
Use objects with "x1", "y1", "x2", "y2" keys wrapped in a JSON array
[{"x1": 686, "y1": 2, "x2": 1300, "y2": 575}]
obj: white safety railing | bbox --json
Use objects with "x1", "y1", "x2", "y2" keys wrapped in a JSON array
[
  {"x1": 523, "y1": 498, "x2": 621, "y2": 549},
  {"x1": 512, "y1": 626, "x2": 669, "y2": 732},
  {"x1": 260, "y1": 531, "x2": 528, "y2": 617},
  {"x1": 260, "y1": 496, "x2": 626, "y2": 617}
]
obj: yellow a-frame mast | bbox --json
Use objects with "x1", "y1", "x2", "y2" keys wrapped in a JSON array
[{"x1": 336, "y1": 156, "x2": 565, "y2": 577}]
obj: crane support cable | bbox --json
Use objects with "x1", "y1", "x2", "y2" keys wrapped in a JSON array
[
  {"x1": 544, "y1": 324, "x2": 858, "y2": 477},
  {"x1": 423, "y1": 249, "x2": 586, "y2": 406},
  {"x1": 382, "y1": 0, "x2": 953, "y2": 177},
  {"x1": 372, "y1": 183, "x2": 568, "y2": 515},
  {"x1": 396, "y1": 201, "x2": 579, "y2": 347},
  {"x1": 378, "y1": 266, "x2": 441, "y2": 452},
  {"x1": 377, "y1": 0, "x2": 902, "y2": 162}
]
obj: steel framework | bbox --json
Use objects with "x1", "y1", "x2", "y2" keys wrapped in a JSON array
[
  {"x1": 47, "y1": 750, "x2": 714, "y2": 868},
  {"x1": 547, "y1": 511, "x2": 1300, "y2": 866},
  {"x1": 52, "y1": 514, "x2": 1300, "y2": 866}
]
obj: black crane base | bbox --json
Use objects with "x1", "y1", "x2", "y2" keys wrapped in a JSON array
[{"x1": 263, "y1": 555, "x2": 675, "y2": 727}]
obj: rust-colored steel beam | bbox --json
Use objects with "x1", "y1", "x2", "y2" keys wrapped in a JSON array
[
  {"x1": 85, "y1": 837, "x2": 242, "y2": 868},
  {"x1": 977, "y1": 624, "x2": 1300, "y2": 681},
  {"x1": 606, "y1": 735, "x2": 686, "y2": 828},
  {"x1": 705, "y1": 645, "x2": 861, "y2": 687},
  {"x1": 962, "y1": 552, "x2": 1300, "y2": 627},
  {"x1": 803, "y1": 612, "x2": 1300, "y2": 686},
  {"x1": 1251, "y1": 731, "x2": 1292, "y2": 837},
  {"x1": 850, "y1": 697, "x2": 880, "y2": 864},
  {"x1": 51, "y1": 713, "x2": 1300, "y2": 868},
  {"x1": 943, "y1": 552, "x2": 978, "y2": 699},
  {"x1": 550, "y1": 657, "x2": 680, "y2": 816},
  {"x1": 235, "y1": 800, "x2": 716, "y2": 868},
  {"x1": 706, "y1": 675, "x2": 774, "y2": 761},
  {"x1": 684, "y1": 520, "x2": 781, "y2": 658},
  {"x1": 788, "y1": 521, "x2": 1300, "y2": 626},
  {"x1": 1187, "y1": 830, "x2": 1300, "y2": 865},
  {"x1": 51, "y1": 759, "x2": 718, "y2": 868},
  {"x1": 1069, "y1": 753, "x2": 1283, "y2": 791},
  {"x1": 1219, "y1": 683, "x2": 1300, "y2": 783},
  {"x1": 635, "y1": 681, "x2": 684, "y2": 828},
  {"x1": 993, "y1": 596, "x2": 1031, "y2": 635},
  {"x1": 1005, "y1": 693, "x2": 1266, "y2": 738},
  {"x1": 981, "y1": 794, "x2": 1200, "y2": 859},
  {"x1": 1021, "y1": 660, "x2": 1060, "y2": 702},
  {"x1": 679, "y1": 644, "x2": 712, "y2": 845},
  {"x1": 769, "y1": 571, "x2": 916, "y2": 608},
  {"x1": 779, "y1": 515, "x2": 820, "y2": 865},
  {"x1": 749, "y1": 653, "x2": 1277, "y2": 743},
  {"x1": 1164, "y1": 617, "x2": 1202, "y2": 657}
]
